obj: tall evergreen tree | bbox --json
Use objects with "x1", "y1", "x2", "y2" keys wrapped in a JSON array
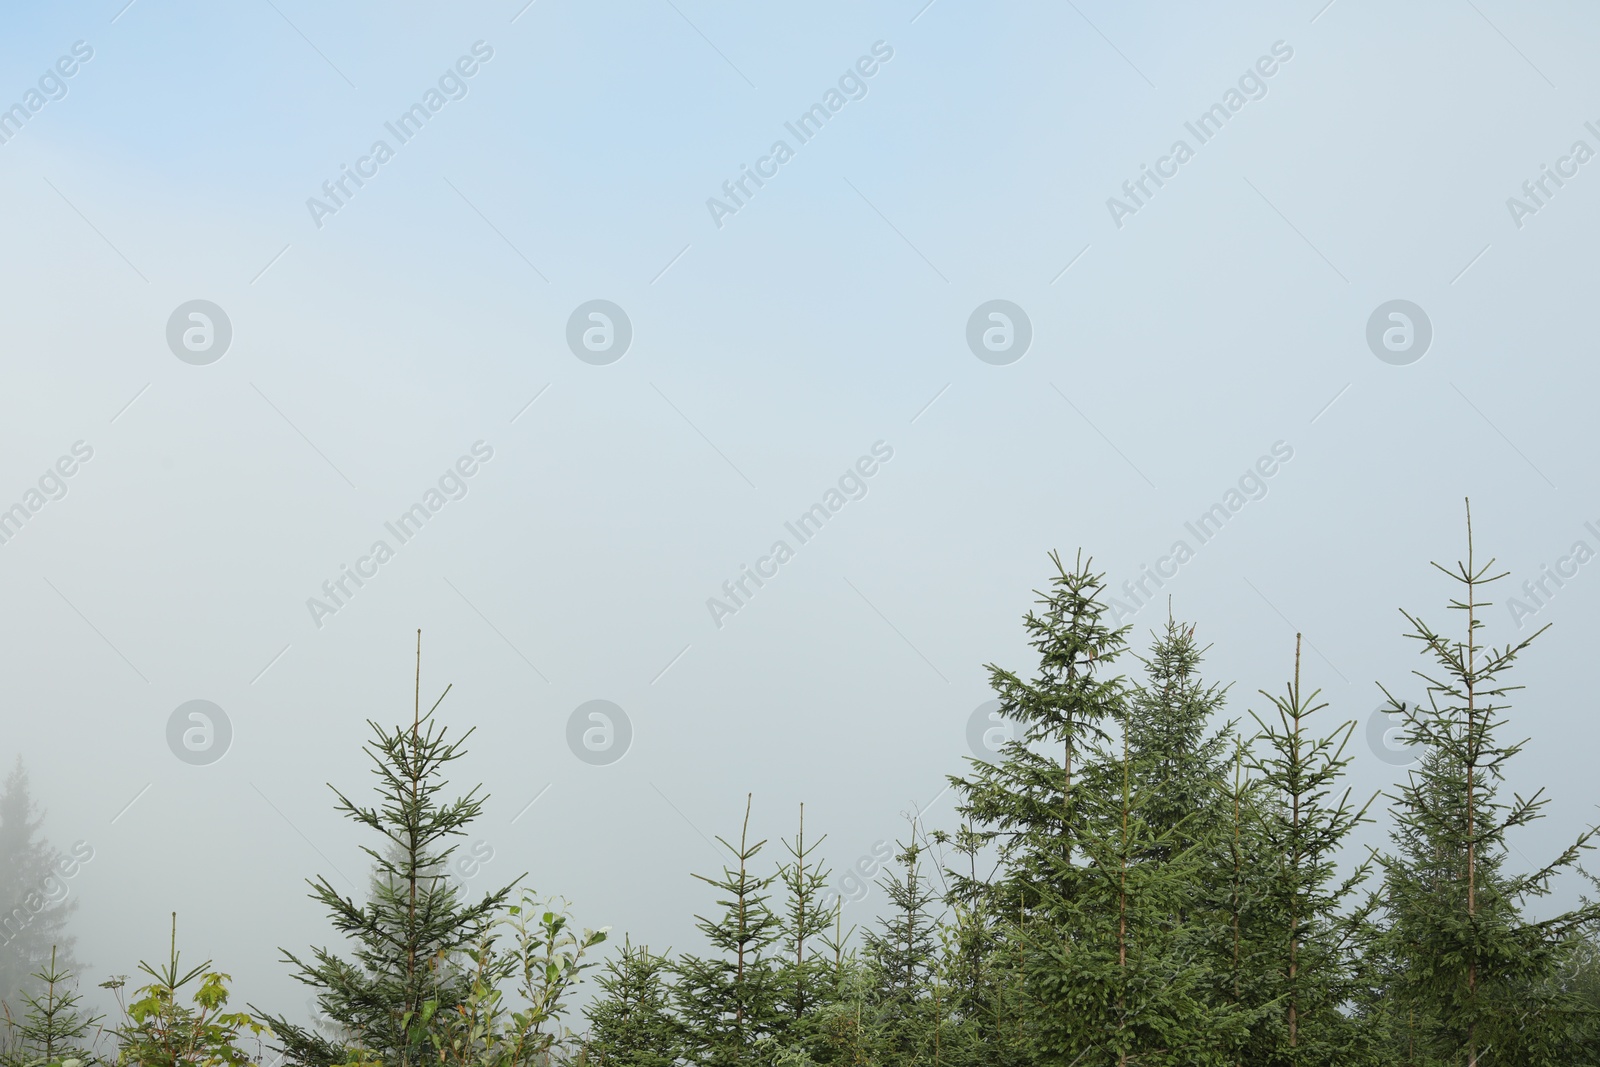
[
  {"x1": 1375, "y1": 506, "x2": 1600, "y2": 1066},
  {"x1": 928, "y1": 823, "x2": 1016, "y2": 1067},
  {"x1": 947, "y1": 551, "x2": 1127, "y2": 919},
  {"x1": 770, "y1": 805, "x2": 836, "y2": 1062},
  {"x1": 861, "y1": 828, "x2": 940, "y2": 1066},
  {"x1": 672, "y1": 796, "x2": 782, "y2": 1066},
  {"x1": 581, "y1": 939, "x2": 680, "y2": 1066},
  {"x1": 1126, "y1": 614, "x2": 1234, "y2": 869},
  {"x1": 259, "y1": 634, "x2": 519, "y2": 1067},
  {"x1": 0, "y1": 761, "x2": 79, "y2": 1016},
  {"x1": 948, "y1": 553, "x2": 1248, "y2": 1064},
  {"x1": 1022, "y1": 714, "x2": 1243, "y2": 1066},
  {"x1": 1246, "y1": 635, "x2": 1374, "y2": 1066}
]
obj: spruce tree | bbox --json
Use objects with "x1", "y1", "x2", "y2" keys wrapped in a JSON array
[
  {"x1": 928, "y1": 824, "x2": 1014, "y2": 1067},
  {"x1": 948, "y1": 553, "x2": 1240, "y2": 1064},
  {"x1": 947, "y1": 551, "x2": 1127, "y2": 923},
  {"x1": 1375, "y1": 505, "x2": 1600, "y2": 1066},
  {"x1": 672, "y1": 795, "x2": 781, "y2": 1066},
  {"x1": 1196, "y1": 745, "x2": 1280, "y2": 1067},
  {"x1": 770, "y1": 806, "x2": 836, "y2": 1061},
  {"x1": 1021, "y1": 716, "x2": 1242, "y2": 1065},
  {"x1": 581, "y1": 939, "x2": 680, "y2": 1066},
  {"x1": 1125, "y1": 614, "x2": 1234, "y2": 869},
  {"x1": 0, "y1": 761, "x2": 79, "y2": 1015},
  {"x1": 861, "y1": 828, "x2": 940, "y2": 1066},
  {"x1": 1246, "y1": 635, "x2": 1374, "y2": 1066},
  {"x1": 259, "y1": 634, "x2": 519, "y2": 1067},
  {"x1": 0, "y1": 947, "x2": 101, "y2": 1067}
]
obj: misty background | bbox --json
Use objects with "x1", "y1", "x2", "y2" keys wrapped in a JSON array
[{"x1": 2, "y1": 0, "x2": 1598, "y2": 1033}]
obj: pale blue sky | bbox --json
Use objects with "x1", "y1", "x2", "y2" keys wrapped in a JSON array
[{"x1": 2, "y1": 0, "x2": 1599, "y2": 1027}]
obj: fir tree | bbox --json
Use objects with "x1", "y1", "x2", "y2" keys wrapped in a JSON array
[
  {"x1": 0, "y1": 761, "x2": 79, "y2": 1016},
  {"x1": 1125, "y1": 614, "x2": 1234, "y2": 870},
  {"x1": 672, "y1": 795, "x2": 782, "y2": 1066},
  {"x1": 770, "y1": 805, "x2": 836, "y2": 1061},
  {"x1": 1021, "y1": 716, "x2": 1242, "y2": 1066},
  {"x1": 1375, "y1": 505, "x2": 1600, "y2": 1066},
  {"x1": 1196, "y1": 745, "x2": 1280, "y2": 1067},
  {"x1": 0, "y1": 947, "x2": 101, "y2": 1067},
  {"x1": 1246, "y1": 635, "x2": 1374, "y2": 1066},
  {"x1": 948, "y1": 553, "x2": 1239, "y2": 1064},
  {"x1": 947, "y1": 551, "x2": 1127, "y2": 921},
  {"x1": 861, "y1": 827, "x2": 940, "y2": 1066},
  {"x1": 581, "y1": 939, "x2": 680, "y2": 1066},
  {"x1": 927, "y1": 824, "x2": 1017, "y2": 1067},
  {"x1": 259, "y1": 633, "x2": 519, "y2": 1067}
]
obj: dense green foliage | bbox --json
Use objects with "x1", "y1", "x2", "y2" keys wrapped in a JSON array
[{"x1": 5, "y1": 519, "x2": 1600, "y2": 1065}]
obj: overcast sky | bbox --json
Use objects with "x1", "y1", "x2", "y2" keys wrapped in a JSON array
[{"x1": 3, "y1": 0, "x2": 1599, "y2": 1031}]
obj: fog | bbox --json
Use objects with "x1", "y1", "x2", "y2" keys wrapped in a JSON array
[{"x1": 2, "y1": 0, "x2": 1598, "y2": 1049}]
